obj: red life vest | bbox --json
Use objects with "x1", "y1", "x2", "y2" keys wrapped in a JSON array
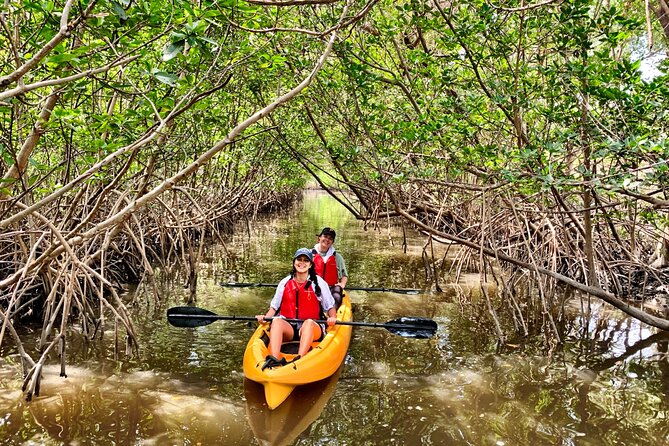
[
  {"x1": 279, "y1": 279, "x2": 321, "y2": 320},
  {"x1": 313, "y1": 250, "x2": 339, "y2": 286}
]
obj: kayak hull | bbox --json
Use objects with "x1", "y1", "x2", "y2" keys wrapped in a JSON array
[{"x1": 243, "y1": 293, "x2": 352, "y2": 409}]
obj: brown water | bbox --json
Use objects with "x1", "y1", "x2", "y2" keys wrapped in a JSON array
[{"x1": 1, "y1": 190, "x2": 668, "y2": 445}]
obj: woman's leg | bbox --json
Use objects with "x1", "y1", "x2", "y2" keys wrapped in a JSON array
[
  {"x1": 268, "y1": 318, "x2": 295, "y2": 360},
  {"x1": 297, "y1": 319, "x2": 323, "y2": 357}
]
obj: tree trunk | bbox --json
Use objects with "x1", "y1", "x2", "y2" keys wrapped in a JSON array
[
  {"x1": 1, "y1": 91, "x2": 59, "y2": 198},
  {"x1": 654, "y1": 0, "x2": 669, "y2": 42},
  {"x1": 650, "y1": 224, "x2": 669, "y2": 268}
]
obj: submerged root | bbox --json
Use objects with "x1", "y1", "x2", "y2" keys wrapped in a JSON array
[
  {"x1": 330, "y1": 172, "x2": 669, "y2": 338},
  {"x1": 0, "y1": 182, "x2": 299, "y2": 400}
]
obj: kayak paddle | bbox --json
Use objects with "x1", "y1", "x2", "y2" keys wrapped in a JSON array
[
  {"x1": 166, "y1": 306, "x2": 438, "y2": 339},
  {"x1": 220, "y1": 282, "x2": 423, "y2": 295}
]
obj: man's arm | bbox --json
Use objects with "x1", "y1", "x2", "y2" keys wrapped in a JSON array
[{"x1": 335, "y1": 252, "x2": 348, "y2": 287}]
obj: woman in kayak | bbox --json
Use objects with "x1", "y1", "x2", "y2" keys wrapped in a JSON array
[{"x1": 255, "y1": 248, "x2": 337, "y2": 369}]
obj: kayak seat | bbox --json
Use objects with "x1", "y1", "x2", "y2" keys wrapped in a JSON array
[
  {"x1": 280, "y1": 342, "x2": 301, "y2": 354},
  {"x1": 280, "y1": 342, "x2": 314, "y2": 355},
  {"x1": 260, "y1": 331, "x2": 313, "y2": 355},
  {"x1": 259, "y1": 325, "x2": 314, "y2": 354},
  {"x1": 260, "y1": 331, "x2": 270, "y2": 346}
]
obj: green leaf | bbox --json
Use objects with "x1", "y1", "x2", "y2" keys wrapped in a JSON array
[
  {"x1": 151, "y1": 70, "x2": 178, "y2": 86},
  {"x1": 186, "y1": 20, "x2": 207, "y2": 34},
  {"x1": 111, "y1": 0, "x2": 128, "y2": 21},
  {"x1": 163, "y1": 40, "x2": 185, "y2": 61},
  {"x1": 46, "y1": 53, "x2": 80, "y2": 64},
  {"x1": 198, "y1": 36, "x2": 219, "y2": 47},
  {"x1": 271, "y1": 55, "x2": 287, "y2": 65}
]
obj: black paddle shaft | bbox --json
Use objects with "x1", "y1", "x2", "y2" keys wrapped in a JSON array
[
  {"x1": 220, "y1": 282, "x2": 424, "y2": 295},
  {"x1": 166, "y1": 306, "x2": 437, "y2": 338}
]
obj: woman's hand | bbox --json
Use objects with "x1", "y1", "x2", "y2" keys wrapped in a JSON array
[
  {"x1": 257, "y1": 308, "x2": 275, "y2": 324},
  {"x1": 326, "y1": 316, "x2": 337, "y2": 327}
]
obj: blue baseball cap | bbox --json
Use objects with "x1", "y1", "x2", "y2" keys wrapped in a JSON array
[{"x1": 293, "y1": 247, "x2": 314, "y2": 262}]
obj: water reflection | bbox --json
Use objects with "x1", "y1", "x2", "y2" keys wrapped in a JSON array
[
  {"x1": 244, "y1": 366, "x2": 343, "y2": 446},
  {"x1": 2, "y1": 365, "x2": 253, "y2": 445}
]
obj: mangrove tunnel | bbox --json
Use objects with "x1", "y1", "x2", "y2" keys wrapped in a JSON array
[{"x1": 1, "y1": 0, "x2": 669, "y2": 443}]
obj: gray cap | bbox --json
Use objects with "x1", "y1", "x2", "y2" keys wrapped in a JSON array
[{"x1": 293, "y1": 247, "x2": 314, "y2": 262}]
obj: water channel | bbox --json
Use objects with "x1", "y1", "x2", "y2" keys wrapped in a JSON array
[{"x1": 1, "y1": 190, "x2": 668, "y2": 445}]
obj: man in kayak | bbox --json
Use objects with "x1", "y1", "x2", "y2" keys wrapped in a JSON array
[
  {"x1": 312, "y1": 227, "x2": 348, "y2": 307},
  {"x1": 255, "y1": 248, "x2": 337, "y2": 369}
]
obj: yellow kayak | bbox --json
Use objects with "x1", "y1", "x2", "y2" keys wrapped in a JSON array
[{"x1": 243, "y1": 293, "x2": 352, "y2": 410}]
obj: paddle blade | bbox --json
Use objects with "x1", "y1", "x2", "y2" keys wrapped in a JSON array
[
  {"x1": 167, "y1": 306, "x2": 218, "y2": 328},
  {"x1": 384, "y1": 317, "x2": 438, "y2": 338}
]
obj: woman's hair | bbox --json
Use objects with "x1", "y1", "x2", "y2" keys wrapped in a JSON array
[
  {"x1": 308, "y1": 265, "x2": 322, "y2": 296},
  {"x1": 290, "y1": 262, "x2": 321, "y2": 296}
]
